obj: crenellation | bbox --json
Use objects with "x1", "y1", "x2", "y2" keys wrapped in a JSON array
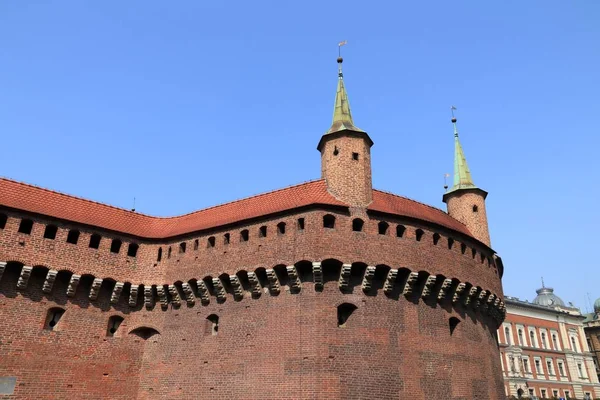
[
  {"x1": 16, "y1": 266, "x2": 32, "y2": 290},
  {"x1": 286, "y1": 265, "x2": 301, "y2": 293},
  {"x1": 361, "y1": 266, "x2": 376, "y2": 293},
  {"x1": 66, "y1": 274, "x2": 81, "y2": 297},
  {"x1": 42, "y1": 269, "x2": 58, "y2": 293},
  {"x1": 89, "y1": 278, "x2": 103, "y2": 300},
  {"x1": 111, "y1": 282, "x2": 124, "y2": 304}
]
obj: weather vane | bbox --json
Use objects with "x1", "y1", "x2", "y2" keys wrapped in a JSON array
[
  {"x1": 451, "y1": 105, "x2": 457, "y2": 119},
  {"x1": 338, "y1": 40, "x2": 347, "y2": 58}
]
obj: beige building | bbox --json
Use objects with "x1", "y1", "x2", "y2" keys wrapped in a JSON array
[
  {"x1": 583, "y1": 298, "x2": 600, "y2": 383},
  {"x1": 498, "y1": 286, "x2": 600, "y2": 399}
]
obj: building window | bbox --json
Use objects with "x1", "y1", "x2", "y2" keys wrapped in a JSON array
[
  {"x1": 193, "y1": 239, "x2": 199, "y2": 250},
  {"x1": 0, "y1": 213, "x2": 7, "y2": 229},
  {"x1": 558, "y1": 361, "x2": 565, "y2": 376},
  {"x1": 297, "y1": 218, "x2": 305, "y2": 230},
  {"x1": 167, "y1": 246, "x2": 172, "y2": 258},
  {"x1": 415, "y1": 229, "x2": 424, "y2": 242},
  {"x1": 66, "y1": 229, "x2": 80, "y2": 244},
  {"x1": 504, "y1": 326, "x2": 511, "y2": 345},
  {"x1": 352, "y1": 152, "x2": 359, "y2": 161},
  {"x1": 106, "y1": 316, "x2": 124, "y2": 337},
  {"x1": 432, "y1": 233, "x2": 440, "y2": 245},
  {"x1": 523, "y1": 358, "x2": 529, "y2": 373},
  {"x1": 540, "y1": 389, "x2": 546, "y2": 398},
  {"x1": 535, "y1": 359, "x2": 542, "y2": 374},
  {"x1": 564, "y1": 390, "x2": 570, "y2": 399},
  {"x1": 530, "y1": 330, "x2": 536, "y2": 347},
  {"x1": 449, "y1": 317, "x2": 460, "y2": 335},
  {"x1": 529, "y1": 389, "x2": 534, "y2": 398},
  {"x1": 396, "y1": 225, "x2": 405, "y2": 237},
  {"x1": 44, "y1": 307, "x2": 65, "y2": 331},
  {"x1": 157, "y1": 247, "x2": 162, "y2": 262},
  {"x1": 89, "y1": 233, "x2": 101, "y2": 249},
  {"x1": 18, "y1": 219, "x2": 34, "y2": 234},
  {"x1": 323, "y1": 214, "x2": 335, "y2": 229},
  {"x1": 127, "y1": 243, "x2": 139, "y2": 257},
  {"x1": 552, "y1": 333, "x2": 559, "y2": 350},
  {"x1": 352, "y1": 218, "x2": 364, "y2": 232},
  {"x1": 43, "y1": 224, "x2": 58, "y2": 239},
  {"x1": 206, "y1": 314, "x2": 219, "y2": 336},
  {"x1": 259, "y1": 226, "x2": 267, "y2": 238},
  {"x1": 378, "y1": 221, "x2": 389, "y2": 235},
  {"x1": 571, "y1": 336, "x2": 578, "y2": 352},
  {"x1": 240, "y1": 229, "x2": 249, "y2": 242},
  {"x1": 223, "y1": 233, "x2": 230, "y2": 245},
  {"x1": 337, "y1": 303, "x2": 357, "y2": 328},
  {"x1": 110, "y1": 239, "x2": 122, "y2": 254},
  {"x1": 207, "y1": 237, "x2": 215, "y2": 248},
  {"x1": 179, "y1": 242, "x2": 186, "y2": 253},
  {"x1": 541, "y1": 332, "x2": 547, "y2": 349},
  {"x1": 553, "y1": 390, "x2": 558, "y2": 398},
  {"x1": 518, "y1": 329, "x2": 524, "y2": 346},
  {"x1": 577, "y1": 363, "x2": 584, "y2": 378},
  {"x1": 277, "y1": 222, "x2": 286, "y2": 235},
  {"x1": 546, "y1": 360, "x2": 553, "y2": 375},
  {"x1": 447, "y1": 237, "x2": 454, "y2": 249}
]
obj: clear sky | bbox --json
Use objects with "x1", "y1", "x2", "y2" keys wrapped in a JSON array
[{"x1": 1, "y1": 1, "x2": 599, "y2": 310}]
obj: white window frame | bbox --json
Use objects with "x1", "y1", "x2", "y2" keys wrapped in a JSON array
[
  {"x1": 540, "y1": 329, "x2": 548, "y2": 349},
  {"x1": 557, "y1": 359, "x2": 566, "y2": 376},
  {"x1": 522, "y1": 357, "x2": 530, "y2": 373},
  {"x1": 551, "y1": 330, "x2": 561, "y2": 350},
  {"x1": 503, "y1": 324, "x2": 514, "y2": 345},
  {"x1": 564, "y1": 389, "x2": 570, "y2": 399},
  {"x1": 529, "y1": 327, "x2": 538, "y2": 348},
  {"x1": 534, "y1": 357, "x2": 544, "y2": 376},
  {"x1": 540, "y1": 388, "x2": 547, "y2": 398},
  {"x1": 546, "y1": 358, "x2": 554, "y2": 375}
]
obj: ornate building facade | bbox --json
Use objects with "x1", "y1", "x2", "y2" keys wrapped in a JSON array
[
  {"x1": 0, "y1": 57, "x2": 507, "y2": 399},
  {"x1": 499, "y1": 286, "x2": 600, "y2": 399},
  {"x1": 583, "y1": 298, "x2": 600, "y2": 383}
]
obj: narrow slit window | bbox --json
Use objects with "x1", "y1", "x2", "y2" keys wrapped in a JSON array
[
  {"x1": 0, "y1": 213, "x2": 7, "y2": 229},
  {"x1": 207, "y1": 314, "x2": 219, "y2": 336},
  {"x1": 207, "y1": 237, "x2": 215, "y2": 248},
  {"x1": 168, "y1": 247, "x2": 172, "y2": 258},
  {"x1": 193, "y1": 239, "x2": 199, "y2": 250},
  {"x1": 44, "y1": 307, "x2": 65, "y2": 331},
  {"x1": 110, "y1": 239, "x2": 122, "y2": 254},
  {"x1": 352, "y1": 218, "x2": 364, "y2": 232},
  {"x1": 378, "y1": 221, "x2": 389, "y2": 235},
  {"x1": 337, "y1": 303, "x2": 357, "y2": 327},
  {"x1": 432, "y1": 233, "x2": 440, "y2": 245},
  {"x1": 415, "y1": 229, "x2": 424, "y2": 242},
  {"x1": 472, "y1": 205, "x2": 479, "y2": 213},
  {"x1": 157, "y1": 247, "x2": 163, "y2": 262},
  {"x1": 449, "y1": 317, "x2": 460, "y2": 335},
  {"x1": 107, "y1": 315, "x2": 124, "y2": 337},
  {"x1": 89, "y1": 234, "x2": 101, "y2": 249},
  {"x1": 396, "y1": 225, "x2": 405, "y2": 237},
  {"x1": 447, "y1": 238, "x2": 454, "y2": 250},
  {"x1": 66, "y1": 230, "x2": 80, "y2": 244},
  {"x1": 224, "y1": 233, "x2": 230, "y2": 245},
  {"x1": 297, "y1": 218, "x2": 305, "y2": 230},
  {"x1": 460, "y1": 243, "x2": 466, "y2": 254},
  {"x1": 18, "y1": 219, "x2": 34, "y2": 235},
  {"x1": 127, "y1": 243, "x2": 139, "y2": 257},
  {"x1": 323, "y1": 214, "x2": 336, "y2": 229},
  {"x1": 240, "y1": 229, "x2": 249, "y2": 242},
  {"x1": 277, "y1": 222, "x2": 286, "y2": 235},
  {"x1": 259, "y1": 226, "x2": 267, "y2": 238},
  {"x1": 179, "y1": 242, "x2": 186, "y2": 253},
  {"x1": 43, "y1": 224, "x2": 58, "y2": 240},
  {"x1": 352, "y1": 152, "x2": 359, "y2": 161}
]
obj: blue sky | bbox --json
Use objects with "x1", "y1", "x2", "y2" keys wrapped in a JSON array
[{"x1": 1, "y1": 1, "x2": 599, "y2": 310}]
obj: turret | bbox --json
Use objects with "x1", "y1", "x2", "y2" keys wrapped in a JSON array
[
  {"x1": 442, "y1": 113, "x2": 491, "y2": 246},
  {"x1": 317, "y1": 56, "x2": 374, "y2": 207}
]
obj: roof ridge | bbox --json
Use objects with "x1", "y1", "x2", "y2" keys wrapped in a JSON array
[
  {"x1": 371, "y1": 188, "x2": 468, "y2": 228},
  {"x1": 0, "y1": 176, "x2": 330, "y2": 221}
]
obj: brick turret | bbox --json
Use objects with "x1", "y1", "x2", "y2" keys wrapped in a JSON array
[
  {"x1": 317, "y1": 56, "x2": 374, "y2": 208},
  {"x1": 443, "y1": 114, "x2": 491, "y2": 246}
]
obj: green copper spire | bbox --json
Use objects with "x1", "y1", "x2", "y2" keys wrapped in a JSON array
[
  {"x1": 448, "y1": 115, "x2": 478, "y2": 193},
  {"x1": 326, "y1": 57, "x2": 365, "y2": 134}
]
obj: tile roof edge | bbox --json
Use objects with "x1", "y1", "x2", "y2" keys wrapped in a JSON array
[
  {"x1": 0, "y1": 176, "x2": 340, "y2": 220},
  {"x1": 371, "y1": 188, "x2": 460, "y2": 219}
]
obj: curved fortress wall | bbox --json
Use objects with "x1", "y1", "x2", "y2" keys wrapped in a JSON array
[{"x1": 0, "y1": 202, "x2": 504, "y2": 399}]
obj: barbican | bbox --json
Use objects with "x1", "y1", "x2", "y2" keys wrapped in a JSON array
[{"x1": 0, "y1": 57, "x2": 506, "y2": 399}]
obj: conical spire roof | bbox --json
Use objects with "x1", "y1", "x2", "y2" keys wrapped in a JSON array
[
  {"x1": 447, "y1": 117, "x2": 478, "y2": 193},
  {"x1": 326, "y1": 57, "x2": 365, "y2": 135}
]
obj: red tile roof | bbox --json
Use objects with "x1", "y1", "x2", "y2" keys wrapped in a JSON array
[
  {"x1": 0, "y1": 177, "x2": 471, "y2": 239},
  {"x1": 369, "y1": 189, "x2": 471, "y2": 235}
]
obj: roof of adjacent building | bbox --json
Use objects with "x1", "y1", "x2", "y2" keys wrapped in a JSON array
[
  {"x1": 533, "y1": 286, "x2": 566, "y2": 307},
  {"x1": 0, "y1": 177, "x2": 472, "y2": 240}
]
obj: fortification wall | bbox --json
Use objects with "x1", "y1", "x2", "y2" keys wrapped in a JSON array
[{"x1": 0, "y1": 206, "x2": 506, "y2": 399}]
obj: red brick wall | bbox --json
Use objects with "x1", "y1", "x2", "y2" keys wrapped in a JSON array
[
  {"x1": 444, "y1": 190, "x2": 491, "y2": 247},
  {"x1": 0, "y1": 206, "x2": 505, "y2": 399}
]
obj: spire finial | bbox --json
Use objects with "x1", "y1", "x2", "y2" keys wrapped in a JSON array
[
  {"x1": 447, "y1": 106, "x2": 477, "y2": 193},
  {"x1": 325, "y1": 41, "x2": 364, "y2": 135},
  {"x1": 541, "y1": 277, "x2": 545, "y2": 288}
]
